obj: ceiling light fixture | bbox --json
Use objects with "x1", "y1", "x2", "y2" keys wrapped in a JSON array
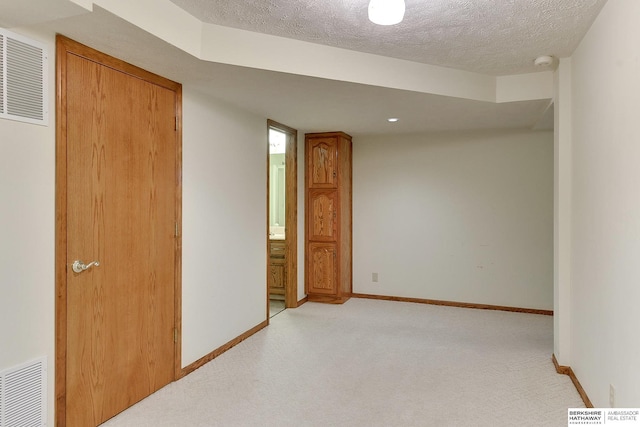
[
  {"x1": 534, "y1": 55, "x2": 554, "y2": 67},
  {"x1": 387, "y1": 118, "x2": 399, "y2": 122},
  {"x1": 368, "y1": 0, "x2": 406, "y2": 26}
]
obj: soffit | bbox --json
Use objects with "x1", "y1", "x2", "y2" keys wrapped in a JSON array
[
  {"x1": 38, "y1": 6, "x2": 551, "y2": 135},
  {"x1": 3, "y1": 2, "x2": 559, "y2": 134},
  {"x1": 169, "y1": 0, "x2": 607, "y2": 76}
]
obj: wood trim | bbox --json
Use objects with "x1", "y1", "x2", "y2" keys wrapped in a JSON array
[
  {"x1": 268, "y1": 120, "x2": 297, "y2": 137},
  {"x1": 350, "y1": 293, "x2": 554, "y2": 316},
  {"x1": 308, "y1": 294, "x2": 350, "y2": 304},
  {"x1": 552, "y1": 354, "x2": 594, "y2": 408},
  {"x1": 267, "y1": 120, "x2": 298, "y2": 309},
  {"x1": 551, "y1": 354, "x2": 571, "y2": 375},
  {"x1": 296, "y1": 296, "x2": 309, "y2": 307},
  {"x1": 55, "y1": 35, "x2": 183, "y2": 425},
  {"x1": 55, "y1": 34, "x2": 69, "y2": 427},
  {"x1": 181, "y1": 320, "x2": 269, "y2": 376},
  {"x1": 174, "y1": 86, "x2": 184, "y2": 380},
  {"x1": 551, "y1": 353, "x2": 571, "y2": 375},
  {"x1": 56, "y1": 36, "x2": 181, "y2": 92},
  {"x1": 265, "y1": 123, "x2": 270, "y2": 322},
  {"x1": 305, "y1": 131, "x2": 352, "y2": 140},
  {"x1": 285, "y1": 124, "x2": 297, "y2": 309}
]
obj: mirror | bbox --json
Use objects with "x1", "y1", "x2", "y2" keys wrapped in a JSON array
[{"x1": 269, "y1": 128, "x2": 286, "y2": 240}]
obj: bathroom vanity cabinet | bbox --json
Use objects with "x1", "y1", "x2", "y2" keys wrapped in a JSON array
[{"x1": 269, "y1": 240, "x2": 286, "y2": 296}]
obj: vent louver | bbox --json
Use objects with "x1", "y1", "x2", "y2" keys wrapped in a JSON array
[
  {"x1": 0, "y1": 28, "x2": 47, "y2": 125},
  {"x1": 0, "y1": 33, "x2": 4, "y2": 115},
  {"x1": 0, "y1": 357, "x2": 46, "y2": 427}
]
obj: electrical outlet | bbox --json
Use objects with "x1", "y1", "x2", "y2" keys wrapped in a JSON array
[
  {"x1": 372, "y1": 272, "x2": 378, "y2": 282},
  {"x1": 610, "y1": 384, "x2": 615, "y2": 407}
]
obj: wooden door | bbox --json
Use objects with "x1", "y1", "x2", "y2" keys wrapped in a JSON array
[
  {"x1": 308, "y1": 243, "x2": 338, "y2": 294},
  {"x1": 307, "y1": 137, "x2": 338, "y2": 188},
  {"x1": 56, "y1": 36, "x2": 181, "y2": 426}
]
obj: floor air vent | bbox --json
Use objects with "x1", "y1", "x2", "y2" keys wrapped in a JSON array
[
  {"x1": 0, "y1": 357, "x2": 47, "y2": 427},
  {"x1": 0, "y1": 28, "x2": 48, "y2": 126}
]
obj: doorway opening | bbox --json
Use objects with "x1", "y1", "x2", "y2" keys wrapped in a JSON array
[{"x1": 267, "y1": 120, "x2": 298, "y2": 317}]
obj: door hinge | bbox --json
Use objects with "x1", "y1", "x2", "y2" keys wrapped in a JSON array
[
  {"x1": 174, "y1": 328, "x2": 178, "y2": 343},
  {"x1": 175, "y1": 117, "x2": 178, "y2": 131},
  {"x1": 175, "y1": 222, "x2": 179, "y2": 237}
]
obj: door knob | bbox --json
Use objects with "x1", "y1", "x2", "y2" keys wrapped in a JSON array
[{"x1": 72, "y1": 260, "x2": 100, "y2": 273}]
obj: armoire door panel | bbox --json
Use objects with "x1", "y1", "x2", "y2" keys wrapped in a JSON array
[
  {"x1": 307, "y1": 137, "x2": 338, "y2": 188},
  {"x1": 308, "y1": 243, "x2": 337, "y2": 294},
  {"x1": 308, "y1": 190, "x2": 338, "y2": 242}
]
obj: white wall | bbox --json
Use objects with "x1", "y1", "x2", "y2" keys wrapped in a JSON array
[
  {"x1": 182, "y1": 88, "x2": 267, "y2": 366},
  {"x1": 554, "y1": 57, "x2": 573, "y2": 366},
  {"x1": 0, "y1": 27, "x2": 56, "y2": 426},
  {"x1": 0, "y1": 28, "x2": 270, "y2": 425},
  {"x1": 353, "y1": 130, "x2": 554, "y2": 310},
  {"x1": 569, "y1": 0, "x2": 640, "y2": 407}
]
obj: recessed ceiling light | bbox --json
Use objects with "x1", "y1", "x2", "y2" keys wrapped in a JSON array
[{"x1": 387, "y1": 118, "x2": 399, "y2": 122}]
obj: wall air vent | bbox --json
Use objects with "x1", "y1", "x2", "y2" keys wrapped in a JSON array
[
  {"x1": 0, "y1": 32, "x2": 4, "y2": 116},
  {"x1": 0, "y1": 357, "x2": 47, "y2": 427},
  {"x1": 0, "y1": 28, "x2": 48, "y2": 126}
]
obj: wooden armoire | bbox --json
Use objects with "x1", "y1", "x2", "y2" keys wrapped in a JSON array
[{"x1": 305, "y1": 132, "x2": 352, "y2": 303}]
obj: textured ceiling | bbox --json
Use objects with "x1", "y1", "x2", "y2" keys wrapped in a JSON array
[
  {"x1": 43, "y1": 6, "x2": 551, "y2": 136},
  {"x1": 4, "y1": 0, "x2": 595, "y2": 134},
  {"x1": 169, "y1": 0, "x2": 607, "y2": 75}
]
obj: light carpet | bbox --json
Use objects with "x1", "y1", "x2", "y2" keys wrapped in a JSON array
[{"x1": 102, "y1": 298, "x2": 583, "y2": 426}]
